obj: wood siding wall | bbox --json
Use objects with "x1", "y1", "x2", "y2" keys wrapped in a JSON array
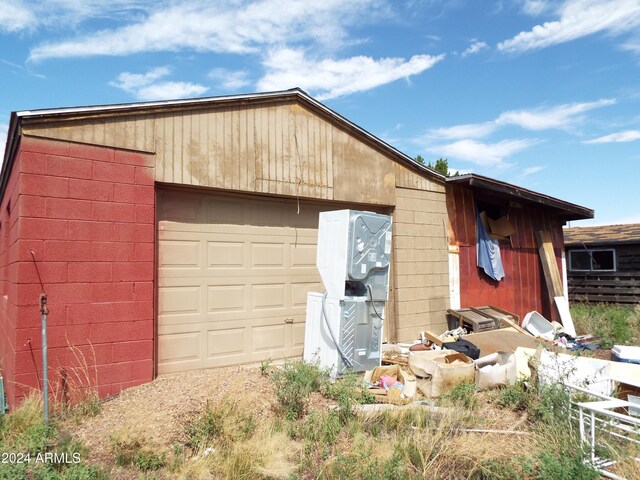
[
  {"x1": 22, "y1": 102, "x2": 398, "y2": 206},
  {"x1": 567, "y1": 243, "x2": 640, "y2": 304},
  {"x1": 447, "y1": 184, "x2": 565, "y2": 322},
  {"x1": 394, "y1": 178, "x2": 450, "y2": 341}
]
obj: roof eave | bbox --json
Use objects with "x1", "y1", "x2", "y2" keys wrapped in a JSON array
[{"x1": 447, "y1": 173, "x2": 594, "y2": 221}]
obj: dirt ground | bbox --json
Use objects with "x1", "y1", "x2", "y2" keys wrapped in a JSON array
[
  {"x1": 66, "y1": 361, "x2": 529, "y2": 468},
  {"x1": 67, "y1": 364, "x2": 282, "y2": 465}
]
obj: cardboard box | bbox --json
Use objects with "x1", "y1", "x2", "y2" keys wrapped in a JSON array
[{"x1": 364, "y1": 364, "x2": 417, "y2": 404}]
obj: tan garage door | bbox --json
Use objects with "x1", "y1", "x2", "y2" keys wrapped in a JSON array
[{"x1": 157, "y1": 189, "x2": 336, "y2": 373}]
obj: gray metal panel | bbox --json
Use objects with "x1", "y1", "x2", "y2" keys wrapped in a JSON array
[{"x1": 337, "y1": 298, "x2": 383, "y2": 374}]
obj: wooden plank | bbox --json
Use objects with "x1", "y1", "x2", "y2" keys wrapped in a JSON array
[
  {"x1": 535, "y1": 230, "x2": 564, "y2": 297},
  {"x1": 463, "y1": 329, "x2": 542, "y2": 356},
  {"x1": 421, "y1": 330, "x2": 444, "y2": 346},
  {"x1": 570, "y1": 286, "x2": 640, "y2": 295}
]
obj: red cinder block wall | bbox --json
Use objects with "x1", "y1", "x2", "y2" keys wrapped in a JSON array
[{"x1": 0, "y1": 136, "x2": 156, "y2": 409}]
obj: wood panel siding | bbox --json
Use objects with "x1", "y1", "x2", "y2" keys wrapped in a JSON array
[
  {"x1": 567, "y1": 243, "x2": 640, "y2": 304},
  {"x1": 22, "y1": 102, "x2": 403, "y2": 206},
  {"x1": 393, "y1": 187, "x2": 450, "y2": 341},
  {"x1": 568, "y1": 271, "x2": 640, "y2": 304},
  {"x1": 22, "y1": 115, "x2": 155, "y2": 153},
  {"x1": 446, "y1": 184, "x2": 565, "y2": 322}
]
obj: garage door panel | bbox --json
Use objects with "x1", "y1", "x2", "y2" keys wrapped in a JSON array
[
  {"x1": 252, "y1": 325, "x2": 287, "y2": 351},
  {"x1": 251, "y1": 283, "x2": 286, "y2": 310},
  {"x1": 158, "y1": 285, "x2": 201, "y2": 315},
  {"x1": 251, "y1": 243, "x2": 285, "y2": 267},
  {"x1": 158, "y1": 190, "x2": 345, "y2": 374},
  {"x1": 290, "y1": 243, "x2": 317, "y2": 267},
  {"x1": 158, "y1": 240, "x2": 201, "y2": 269},
  {"x1": 207, "y1": 285, "x2": 247, "y2": 313},
  {"x1": 207, "y1": 241, "x2": 245, "y2": 268},
  {"x1": 158, "y1": 331, "x2": 200, "y2": 363},
  {"x1": 292, "y1": 323, "x2": 306, "y2": 347},
  {"x1": 291, "y1": 282, "x2": 323, "y2": 307},
  {"x1": 207, "y1": 328, "x2": 247, "y2": 357}
]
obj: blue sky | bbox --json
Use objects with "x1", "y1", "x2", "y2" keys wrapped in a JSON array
[{"x1": 1, "y1": 0, "x2": 639, "y2": 226}]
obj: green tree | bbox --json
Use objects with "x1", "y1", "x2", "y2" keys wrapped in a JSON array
[
  {"x1": 427, "y1": 158, "x2": 451, "y2": 177},
  {"x1": 415, "y1": 156, "x2": 461, "y2": 177}
]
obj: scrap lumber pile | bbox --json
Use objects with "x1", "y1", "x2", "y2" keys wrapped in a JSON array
[{"x1": 372, "y1": 305, "x2": 603, "y2": 403}]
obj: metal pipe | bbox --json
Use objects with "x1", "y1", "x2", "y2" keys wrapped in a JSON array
[{"x1": 39, "y1": 293, "x2": 48, "y2": 424}]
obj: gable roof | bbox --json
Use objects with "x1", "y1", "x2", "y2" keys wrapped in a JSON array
[
  {"x1": 0, "y1": 88, "x2": 444, "y2": 198},
  {"x1": 564, "y1": 223, "x2": 640, "y2": 246},
  {"x1": 447, "y1": 173, "x2": 593, "y2": 222}
]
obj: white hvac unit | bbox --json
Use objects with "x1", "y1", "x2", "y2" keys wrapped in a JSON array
[{"x1": 305, "y1": 210, "x2": 392, "y2": 375}]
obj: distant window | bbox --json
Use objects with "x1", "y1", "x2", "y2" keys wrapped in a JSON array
[{"x1": 569, "y1": 249, "x2": 616, "y2": 272}]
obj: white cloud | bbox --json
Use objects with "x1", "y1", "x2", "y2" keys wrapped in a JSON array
[
  {"x1": 584, "y1": 129, "x2": 640, "y2": 143},
  {"x1": 109, "y1": 67, "x2": 208, "y2": 100},
  {"x1": 498, "y1": 0, "x2": 640, "y2": 53},
  {"x1": 133, "y1": 82, "x2": 209, "y2": 101},
  {"x1": 2, "y1": 0, "x2": 156, "y2": 33},
  {"x1": 257, "y1": 47, "x2": 444, "y2": 100},
  {"x1": 426, "y1": 98, "x2": 615, "y2": 140},
  {"x1": 427, "y1": 139, "x2": 539, "y2": 168},
  {"x1": 520, "y1": 0, "x2": 553, "y2": 16},
  {"x1": 461, "y1": 40, "x2": 488, "y2": 57},
  {"x1": 110, "y1": 66, "x2": 170, "y2": 92},
  {"x1": 0, "y1": 0, "x2": 35, "y2": 32},
  {"x1": 429, "y1": 121, "x2": 497, "y2": 139},
  {"x1": 495, "y1": 98, "x2": 616, "y2": 130},
  {"x1": 208, "y1": 68, "x2": 251, "y2": 90},
  {"x1": 522, "y1": 165, "x2": 544, "y2": 175},
  {"x1": 29, "y1": 0, "x2": 385, "y2": 61}
]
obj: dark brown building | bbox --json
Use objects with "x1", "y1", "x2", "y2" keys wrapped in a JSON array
[{"x1": 564, "y1": 224, "x2": 640, "y2": 304}]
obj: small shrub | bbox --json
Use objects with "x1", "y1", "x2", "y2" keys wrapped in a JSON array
[
  {"x1": 324, "y1": 447, "x2": 408, "y2": 480},
  {"x1": 298, "y1": 410, "x2": 341, "y2": 446},
  {"x1": 599, "y1": 337, "x2": 614, "y2": 350},
  {"x1": 497, "y1": 381, "x2": 530, "y2": 411},
  {"x1": 135, "y1": 450, "x2": 166, "y2": 471},
  {"x1": 323, "y1": 374, "x2": 373, "y2": 424},
  {"x1": 529, "y1": 384, "x2": 571, "y2": 425},
  {"x1": 271, "y1": 360, "x2": 328, "y2": 419},
  {"x1": 111, "y1": 430, "x2": 144, "y2": 467},
  {"x1": 445, "y1": 382, "x2": 478, "y2": 409},
  {"x1": 185, "y1": 406, "x2": 224, "y2": 450},
  {"x1": 534, "y1": 451, "x2": 599, "y2": 480},
  {"x1": 260, "y1": 358, "x2": 272, "y2": 376}
]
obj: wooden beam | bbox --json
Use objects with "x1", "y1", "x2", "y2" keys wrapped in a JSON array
[{"x1": 535, "y1": 230, "x2": 564, "y2": 297}]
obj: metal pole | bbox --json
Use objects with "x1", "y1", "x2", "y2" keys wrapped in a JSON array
[{"x1": 39, "y1": 293, "x2": 48, "y2": 424}]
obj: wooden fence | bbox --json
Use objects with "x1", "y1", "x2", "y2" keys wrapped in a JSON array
[{"x1": 568, "y1": 271, "x2": 640, "y2": 304}]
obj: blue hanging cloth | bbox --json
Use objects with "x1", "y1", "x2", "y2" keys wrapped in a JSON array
[{"x1": 476, "y1": 212, "x2": 505, "y2": 281}]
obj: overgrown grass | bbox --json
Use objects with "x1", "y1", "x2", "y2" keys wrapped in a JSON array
[
  {"x1": 270, "y1": 359, "x2": 329, "y2": 419},
  {"x1": 175, "y1": 397, "x2": 299, "y2": 479},
  {"x1": 0, "y1": 394, "x2": 107, "y2": 479},
  {"x1": 571, "y1": 302, "x2": 640, "y2": 347}
]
